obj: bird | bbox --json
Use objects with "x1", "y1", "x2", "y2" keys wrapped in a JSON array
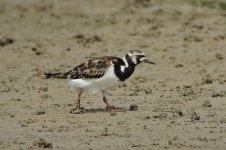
[{"x1": 44, "y1": 49, "x2": 155, "y2": 112}]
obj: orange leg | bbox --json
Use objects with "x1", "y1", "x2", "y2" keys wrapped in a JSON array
[
  {"x1": 103, "y1": 97, "x2": 113, "y2": 110},
  {"x1": 76, "y1": 90, "x2": 83, "y2": 109},
  {"x1": 102, "y1": 91, "x2": 123, "y2": 112}
]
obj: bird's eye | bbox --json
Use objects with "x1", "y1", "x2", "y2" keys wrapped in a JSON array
[{"x1": 138, "y1": 55, "x2": 145, "y2": 58}]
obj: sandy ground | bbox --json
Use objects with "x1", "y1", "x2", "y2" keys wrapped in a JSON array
[{"x1": 1, "y1": 0, "x2": 226, "y2": 149}]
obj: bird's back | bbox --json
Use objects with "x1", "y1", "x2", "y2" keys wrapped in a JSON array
[{"x1": 44, "y1": 56, "x2": 120, "y2": 80}]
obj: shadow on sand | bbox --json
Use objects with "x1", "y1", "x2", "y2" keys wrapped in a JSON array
[{"x1": 69, "y1": 107, "x2": 128, "y2": 114}]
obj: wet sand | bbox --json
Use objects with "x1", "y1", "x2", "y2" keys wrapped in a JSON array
[{"x1": 0, "y1": 0, "x2": 226, "y2": 149}]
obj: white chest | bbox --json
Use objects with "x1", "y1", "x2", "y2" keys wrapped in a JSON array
[{"x1": 68, "y1": 65, "x2": 122, "y2": 90}]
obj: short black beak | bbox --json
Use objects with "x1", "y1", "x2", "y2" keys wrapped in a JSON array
[{"x1": 143, "y1": 59, "x2": 156, "y2": 65}]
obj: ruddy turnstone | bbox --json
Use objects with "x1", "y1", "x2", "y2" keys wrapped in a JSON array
[{"x1": 45, "y1": 49, "x2": 155, "y2": 112}]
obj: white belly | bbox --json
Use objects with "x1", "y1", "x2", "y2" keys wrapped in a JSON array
[{"x1": 68, "y1": 65, "x2": 121, "y2": 91}]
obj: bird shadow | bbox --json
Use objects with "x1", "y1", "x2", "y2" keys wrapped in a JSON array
[
  {"x1": 69, "y1": 107, "x2": 129, "y2": 114},
  {"x1": 84, "y1": 108, "x2": 110, "y2": 113}
]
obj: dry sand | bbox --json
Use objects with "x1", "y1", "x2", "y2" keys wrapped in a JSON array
[{"x1": 1, "y1": 0, "x2": 226, "y2": 149}]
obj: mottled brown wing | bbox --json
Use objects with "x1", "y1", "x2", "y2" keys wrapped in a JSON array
[{"x1": 60, "y1": 57, "x2": 117, "y2": 79}]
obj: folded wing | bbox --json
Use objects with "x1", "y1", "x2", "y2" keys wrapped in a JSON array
[{"x1": 45, "y1": 57, "x2": 117, "y2": 79}]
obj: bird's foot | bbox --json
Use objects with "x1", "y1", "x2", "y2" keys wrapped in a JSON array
[
  {"x1": 76, "y1": 105, "x2": 81, "y2": 109},
  {"x1": 106, "y1": 105, "x2": 125, "y2": 112},
  {"x1": 70, "y1": 107, "x2": 86, "y2": 114},
  {"x1": 66, "y1": 103, "x2": 82, "y2": 109}
]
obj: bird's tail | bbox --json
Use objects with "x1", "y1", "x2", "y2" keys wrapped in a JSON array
[{"x1": 44, "y1": 72, "x2": 63, "y2": 79}]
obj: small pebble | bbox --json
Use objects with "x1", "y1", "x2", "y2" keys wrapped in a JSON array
[
  {"x1": 215, "y1": 53, "x2": 223, "y2": 60},
  {"x1": 145, "y1": 116, "x2": 150, "y2": 119},
  {"x1": 174, "y1": 109, "x2": 183, "y2": 117},
  {"x1": 32, "y1": 110, "x2": 45, "y2": 115},
  {"x1": 110, "y1": 112, "x2": 117, "y2": 116},
  {"x1": 175, "y1": 64, "x2": 184, "y2": 68},
  {"x1": 0, "y1": 37, "x2": 14, "y2": 46},
  {"x1": 202, "y1": 100, "x2": 211, "y2": 107},
  {"x1": 129, "y1": 104, "x2": 138, "y2": 111},
  {"x1": 191, "y1": 111, "x2": 200, "y2": 121},
  {"x1": 33, "y1": 138, "x2": 52, "y2": 148}
]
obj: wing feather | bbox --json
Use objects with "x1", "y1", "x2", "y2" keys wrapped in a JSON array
[
  {"x1": 61, "y1": 57, "x2": 117, "y2": 79},
  {"x1": 44, "y1": 56, "x2": 118, "y2": 79}
]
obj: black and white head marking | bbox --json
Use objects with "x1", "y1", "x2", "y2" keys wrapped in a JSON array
[
  {"x1": 114, "y1": 49, "x2": 155, "y2": 81},
  {"x1": 124, "y1": 49, "x2": 148, "y2": 66},
  {"x1": 127, "y1": 49, "x2": 156, "y2": 65}
]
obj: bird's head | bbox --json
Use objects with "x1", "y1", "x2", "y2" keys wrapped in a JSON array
[{"x1": 125, "y1": 49, "x2": 156, "y2": 66}]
